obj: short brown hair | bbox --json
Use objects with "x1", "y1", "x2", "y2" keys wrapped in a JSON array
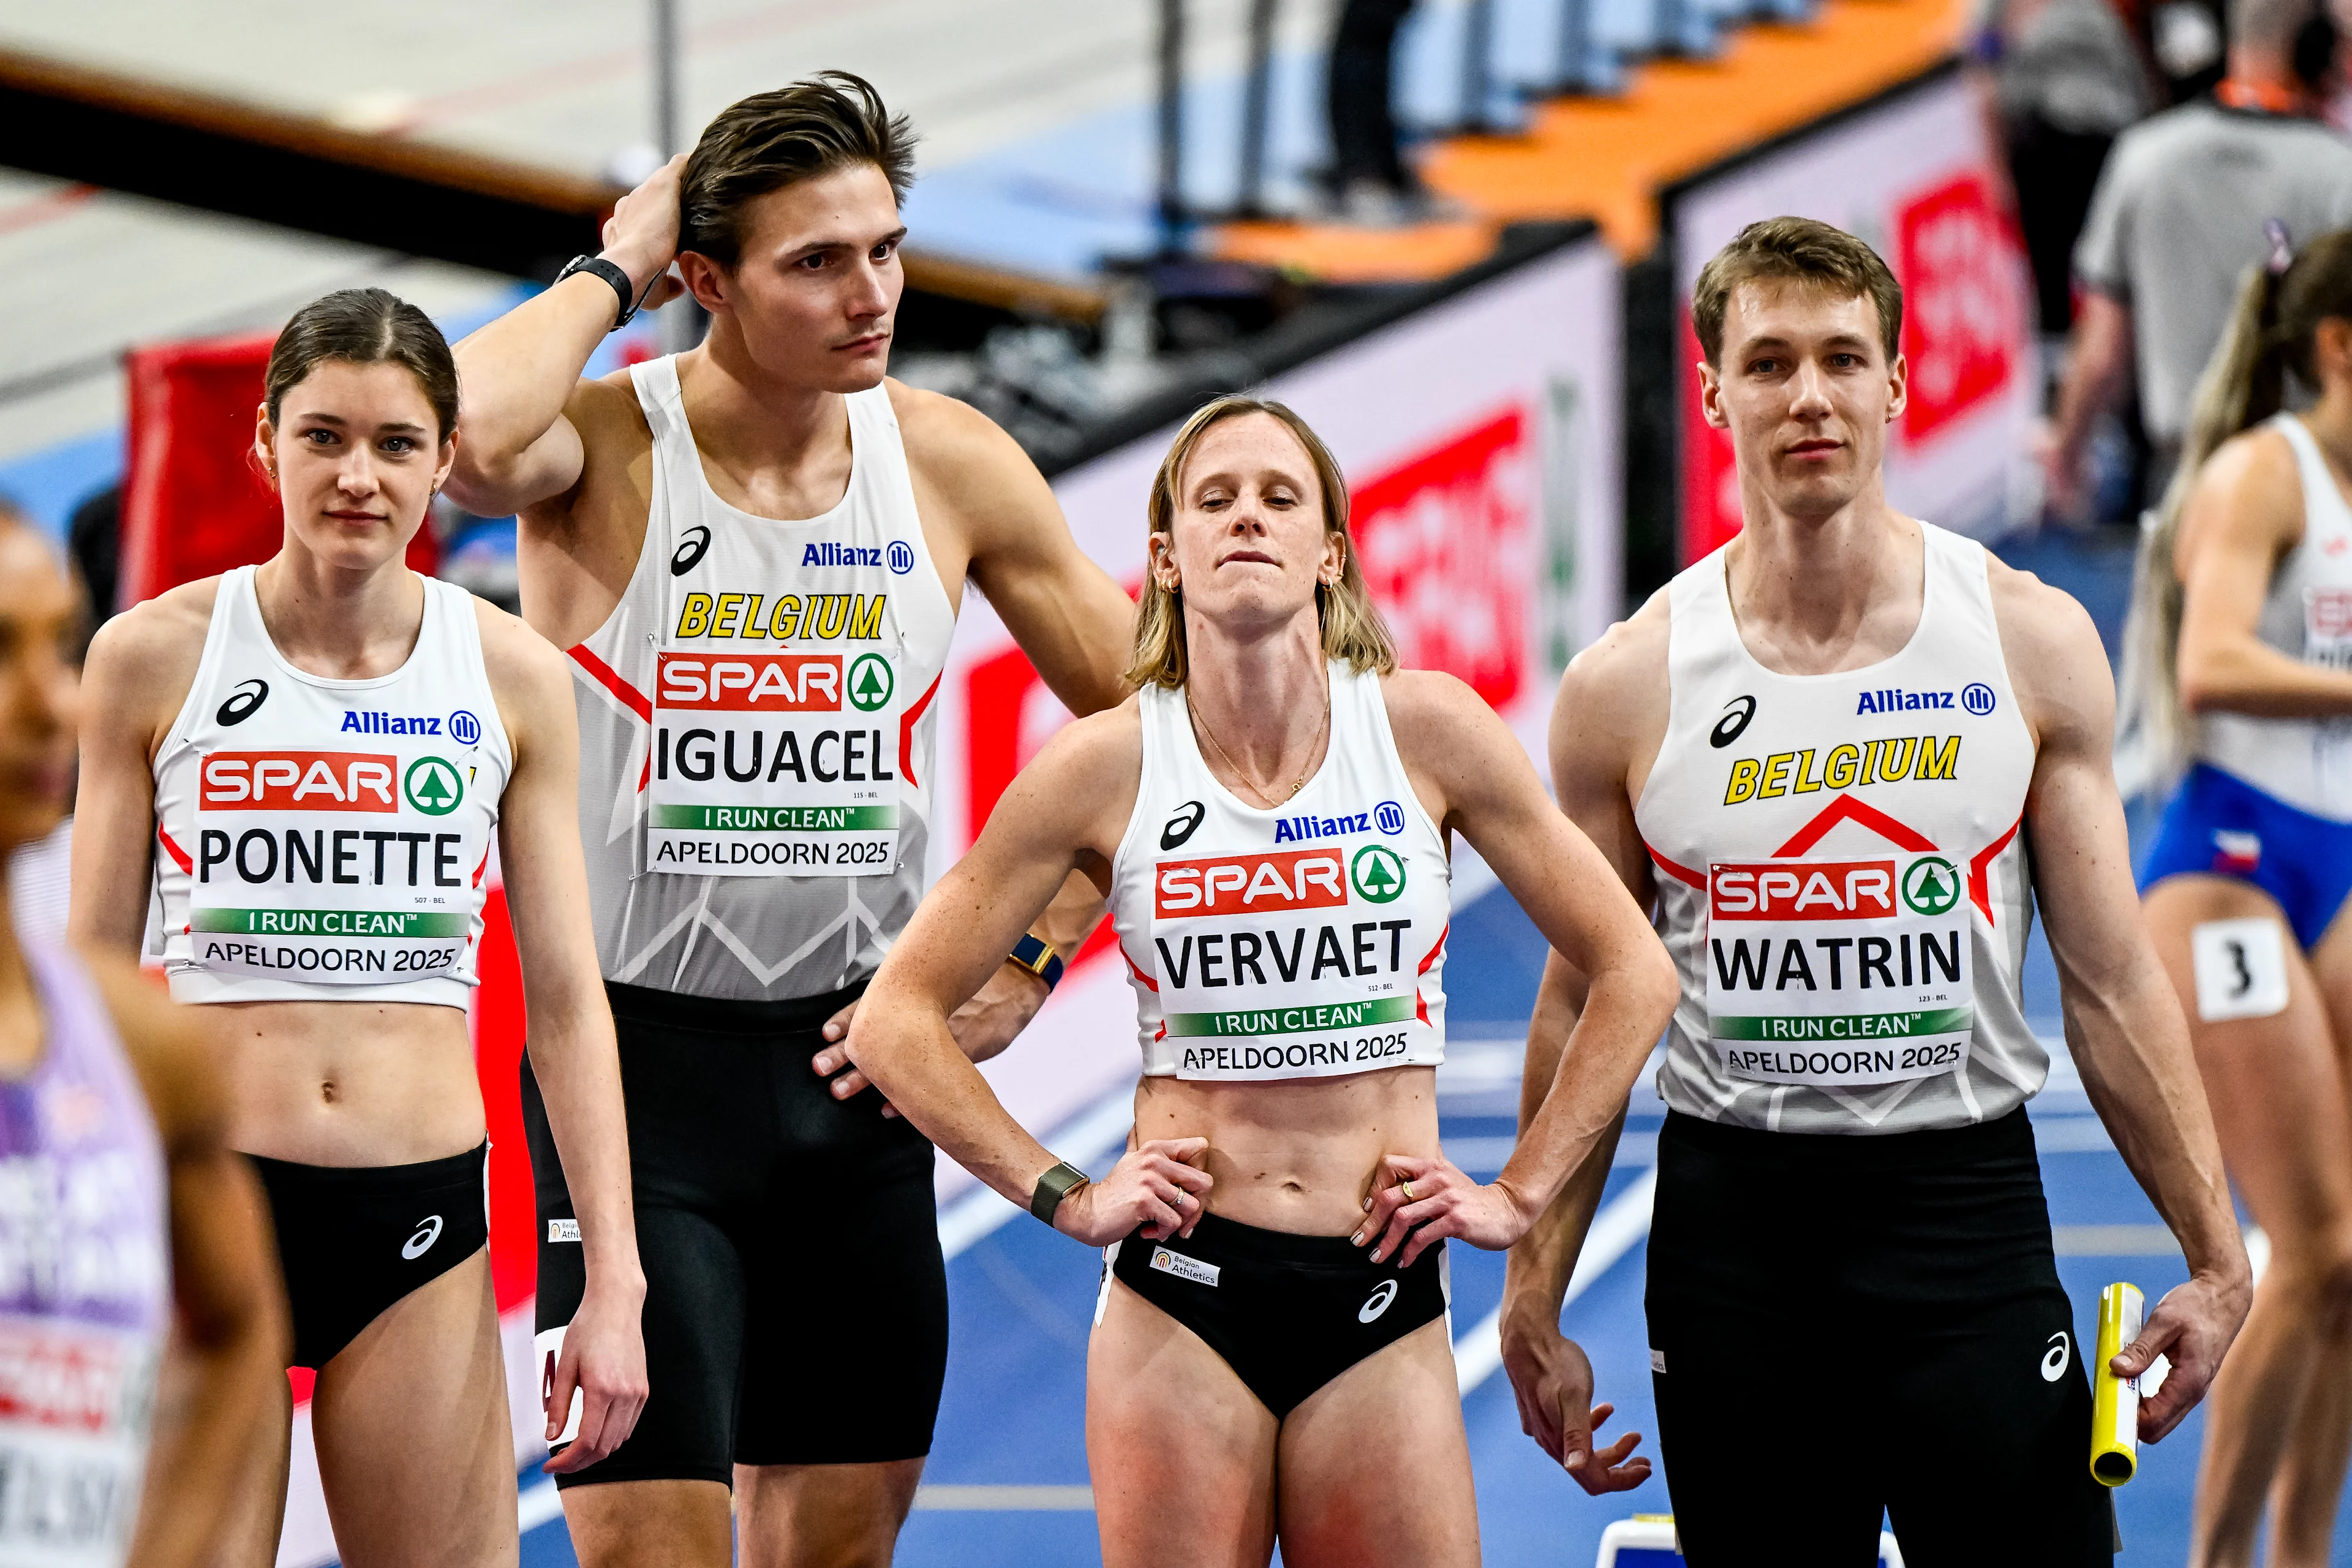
[
  {"x1": 1127, "y1": 397, "x2": 1397, "y2": 690},
  {"x1": 1691, "y1": 216, "x2": 1903, "y2": 368},
  {"x1": 680, "y1": 72, "x2": 917, "y2": 268},
  {"x1": 265, "y1": 287, "x2": 458, "y2": 442}
]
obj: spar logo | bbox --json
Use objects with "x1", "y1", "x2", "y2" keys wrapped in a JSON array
[
  {"x1": 847, "y1": 653, "x2": 894, "y2": 713},
  {"x1": 658, "y1": 653, "x2": 842, "y2": 711},
  {"x1": 1902, "y1": 857, "x2": 1962, "y2": 916},
  {"x1": 1350, "y1": 844, "x2": 1406, "y2": 905},
  {"x1": 1711, "y1": 861, "x2": 1896, "y2": 921},
  {"x1": 403, "y1": 757, "x2": 464, "y2": 816},
  {"x1": 201, "y1": 752, "x2": 396, "y2": 813},
  {"x1": 1155, "y1": 848, "x2": 1346, "y2": 918}
]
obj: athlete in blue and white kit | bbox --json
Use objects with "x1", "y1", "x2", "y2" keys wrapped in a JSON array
[
  {"x1": 2133, "y1": 225, "x2": 2352, "y2": 1568},
  {"x1": 72, "y1": 289, "x2": 647, "y2": 1567},
  {"x1": 0, "y1": 510, "x2": 281, "y2": 1567},
  {"x1": 847, "y1": 396, "x2": 1678, "y2": 1568}
]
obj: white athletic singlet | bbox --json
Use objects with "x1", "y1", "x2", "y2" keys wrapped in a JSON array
[
  {"x1": 568, "y1": 358, "x2": 956, "y2": 1001},
  {"x1": 1634, "y1": 524, "x2": 2043, "y2": 1134},
  {"x1": 152, "y1": 566, "x2": 510, "y2": 1009},
  {"x1": 2192, "y1": 412, "x2": 2352, "y2": 820},
  {"x1": 1110, "y1": 664, "x2": 1450, "y2": 1081}
]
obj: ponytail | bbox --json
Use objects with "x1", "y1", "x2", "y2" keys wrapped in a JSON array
[{"x1": 2119, "y1": 225, "x2": 2352, "y2": 792}]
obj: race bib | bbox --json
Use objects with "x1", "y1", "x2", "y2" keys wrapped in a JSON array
[
  {"x1": 648, "y1": 650, "x2": 899, "y2": 878},
  {"x1": 1705, "y1": 854, "x2": 1973, "y2": 1087},
  {"x1": 186, "y1": 750, "x2": 479, "y2": 985},
  {"x1": 1150, "y1": 843, "x2": 1434, "y2": 1080},
  {"x1": 0, "y1": 1316, "x2": 159, "y2": 1568}
]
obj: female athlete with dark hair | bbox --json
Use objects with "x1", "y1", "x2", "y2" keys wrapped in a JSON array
[
  {"x1": 847, "y1": 395, "x2": 1678, "y2": 1567},
  {"x1": 72, "y1": 288, "x2": 646, "y2": 1566}
]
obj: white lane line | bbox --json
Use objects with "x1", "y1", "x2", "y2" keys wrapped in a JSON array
[
  {"x1": 1452, "y1": 1166, "x2": 1658, "y2": 1397},
  {"x1": 519, "y1": 1479, "x2": 563, "y2": 1531},
  {"x1": 914, "y1": 1483, "x2": 1096, "y2": 1510},
  {"x1": 937, "y1": 1082, "x2": 1137, "y2": 1260}
]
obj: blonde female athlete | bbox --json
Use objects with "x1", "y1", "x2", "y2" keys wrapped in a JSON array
[
  {"x1": 847, "y1": 396, "x2": 1678, "y2": 1567},
  {"x1": 71, "y1": 288, "x2": 647, "y2": 1567},
  {"x1": 2131, "y1": 225, "x2": 2352, "y2": 1568}
]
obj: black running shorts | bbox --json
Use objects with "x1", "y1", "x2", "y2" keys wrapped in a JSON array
[
  {"x1": 524, "y1": 979, "x2": 948, "y2": 1488},
  {"x1": 1645, "y1": 1107, "x2": 2117, "y2": 1565},
  {"x1": 1106, "y1": 1209, "x2": 1448, "y2": 1416},
  {"x1": 251, "y1": 1144, "x2": 491, "y2": 1371}
]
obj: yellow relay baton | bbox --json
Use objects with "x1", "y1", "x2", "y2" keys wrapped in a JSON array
[{"x1": 2090, "y1": 1282, "x2": 2144, "y2": 1487}]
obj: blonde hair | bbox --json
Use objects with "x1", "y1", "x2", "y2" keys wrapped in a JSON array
[
  {"x1": 1126, "y1": 396, "x2": 1397, "y2": 689},
  {"x1": 2121, "y1": 227, "x2": 2352, "y2": 791}
]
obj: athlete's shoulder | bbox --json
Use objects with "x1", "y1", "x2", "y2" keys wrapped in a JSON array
[
  {"x1": 1983, "y1": 554, "x2": 2112, "y2": 736},
  {"x1": 70, "y1": 947, "x2": 223, "y2": 1156},
  {"x1": 1037, "y1": 692, "x2": 1145, "y2": 776},
  {"x1": 579, "y1": 364, "x2": 656, "y2": 443},
  {"x1": 1562, "y1": 588, "x2": 1671, "y2": 715},
  {"x1": 891, "y1": 379, "x2": 1036, "y2": 475},
  {"x1": 84, "y1": 576, "x2": 217, "y2": 707},
  {"x1": 2185, "y1": 422, "x2": 2305, "y2": 542},
  {"x1": 469, "y1": 594, "x2": 570, "y2": 688}
]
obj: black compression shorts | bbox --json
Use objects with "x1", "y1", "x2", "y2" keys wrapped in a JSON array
[
  {"x1": 1645, "y1": 1108, "x2": 2116, "y2": 1565},
  {"x1": 1107, "y1": 1210, "x2": 1448, "y2": 1416},
  {"x1": 251, "y1": 1144, "x2": 490, "y2": 1371},
  {"x1": 524, "y1": 979, "x2": 948, "y2": 1488}
]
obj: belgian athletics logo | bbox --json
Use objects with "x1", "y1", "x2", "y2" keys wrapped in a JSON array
[
  {"x1": 1901, "y1": 856, "x2": 1961, "y2": 916},
  {"x1": 846, "y1": 654, "x2": 894, "y2": 713},
  {"x1": 1351, "y1": 844, "x2": 1406, "y2": 904},
  {"x1": 403, "y1": 756, "x2": 464, "y2": 816}
]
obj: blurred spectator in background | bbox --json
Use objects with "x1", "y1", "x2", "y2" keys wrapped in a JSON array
[
  {"x1": 2045, "y1": 0, "x2": 2352, "y2": 521},
  {"x1": 2147, "y1": 0, "x2": 2231, "y2": 101},
  {"x1": 1327, "y1": 0, "x2": 1422, "y2": 224},
  {"x1": 1972, "y1": 0, "x2": 2152, "y2": 337}
]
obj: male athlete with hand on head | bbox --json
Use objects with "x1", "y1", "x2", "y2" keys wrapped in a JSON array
[
  {"x1": 1499, "y1": 217, "x2": 2251, "y2": 1561},
  {"x1": 443, "y1": 73, "x2": 1135, "y2": 1568}
]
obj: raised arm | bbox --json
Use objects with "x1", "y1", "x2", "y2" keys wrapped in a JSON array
[
  {"x1": 2175, "y1": 429, "x2": 2352, "y2": 717},
  {"x1": 1355, "y1": 669, "x2": 1677, "y2": 1266},
  {"x1": 2002, "y1": 567, "x2": 2250, "y2": 1441},
  {"x1": 845, "y1": 708, "x2": 1209, "y2": 1242},
  {"x1": 443, "y1": 159, "x2": 685, "y2": 519},
  {"x1": 480, "y1": 612, "x2": 648, "y2": 1471},
  {"x1": 69, "y1": 592, "x2": 208, "y2": 955},
  {"x1": 92, "y1": 957, "x2": 285, "y2": 1568}
]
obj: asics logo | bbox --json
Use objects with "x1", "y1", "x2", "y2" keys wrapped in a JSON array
[
  {"x1": 2041, "y1": 1331, "x2": 2070, "y2": 1382},
  {"x1": 1709, "y1": 695, "x2": 1755, "y2": 748},
  {"x1": 217, "y1": 679, "x2": 269, "y2": 726},
  {"x1": 671, "y1": 525, "x2": 712, "y2": 576},
  {"x1": 1359, "y1": 1279, "x2": 1399, "y2": 1324},
  {"x1": 1161, "y1": 799, "x2": 1205, "y2": 851},
  {"x1": 402, "y1": 1214, "x2": 444, "y2": 1260}
]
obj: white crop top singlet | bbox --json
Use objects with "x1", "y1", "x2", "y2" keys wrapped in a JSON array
[
  {"x1": 567, "y1": 358, "x2": 956, "y2": 1002},
  {"x1": 152, "y1": 565, "x2": 510, "y2": 1008},
  {"x1": 2193, "y1": 412, "x2": 2352, "y2": 820},
  {"x1": 1634, "y1": 524, "x2": 2043, "y2": 1134},
  {"x1": 1110, "y1": 664, "x2": 1450, "y2": 1080}
]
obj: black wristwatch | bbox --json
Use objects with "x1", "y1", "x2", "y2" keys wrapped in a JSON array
[
  {"x1": 556, "y1": 254, "x2": 644, "y2": 333},
  {"x1": 1030, "y1": 1160, "x2": 1090, "y2": 1225}
]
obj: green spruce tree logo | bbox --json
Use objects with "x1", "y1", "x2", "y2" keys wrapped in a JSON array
[
  {"x1": 1351, "y1": 843, "x2": 1406, "y2": 904},
  {"x1": 847, "y1": 653, "x2": 894, "y2": 713},
  {"x1": 1901, "y1": 856, "x2": 1961, "y2": 916},
  {"x1": 404, "y1": 756, "x2": 464, "y2": 816}
]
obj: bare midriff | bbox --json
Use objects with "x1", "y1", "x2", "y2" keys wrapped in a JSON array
[
  {"x1": 1131, "y1": 1065, "x2": 1442, "y2": 1237},
  {"x1": 195, "y1": 1000, "x2": 487, "y2": 1167}
]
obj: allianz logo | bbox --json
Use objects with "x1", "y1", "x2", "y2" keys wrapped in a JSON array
[
  {"x1": 1856, "y1": 682, "x2": 1997, "y2": 717},
  {"x1": 1272, "y1": 800, "x2": 1408, "y2": 845},
  {"x1": 802, "y1": 543, "x2": 881, "y2": 568}
]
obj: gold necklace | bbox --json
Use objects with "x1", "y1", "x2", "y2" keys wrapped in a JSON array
[{"x1": 1186, "y1": 680, "x2": 1330, "y2": 808}]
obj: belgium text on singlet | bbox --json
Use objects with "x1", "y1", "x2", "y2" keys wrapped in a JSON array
[
  {"x1": 1634, "y1": 524, "x2": 2043, "y2": 1134},
  {"x1": 152, "y1": 566, "x2": 509, "y2": 1008},
  {"x1": 1110, "y1": 665, "x2": 1450, "y2": 1082},
  {"x1": 566, "y1": 360, "x2": 955, "y2": 1001}
]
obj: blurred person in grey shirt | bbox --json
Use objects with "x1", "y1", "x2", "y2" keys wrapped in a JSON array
[{"x1": 2045, "y1": 0, "x2": 2352, "y2": 516}]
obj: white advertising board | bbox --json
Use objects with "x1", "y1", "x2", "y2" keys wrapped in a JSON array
[{"x1": 1670, "y1": 66, "x2": 2037, "y2": 560}]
